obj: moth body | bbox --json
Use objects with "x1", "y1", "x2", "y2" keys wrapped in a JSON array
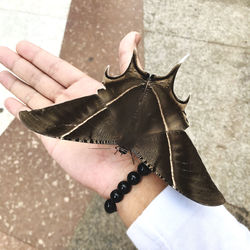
[{"x1": 19, "y1": 49, "x2": 225, "y2": 206}]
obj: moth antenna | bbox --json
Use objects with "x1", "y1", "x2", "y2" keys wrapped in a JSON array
[
  {"x1": 88, "y1": 147, "x2": 114, "y2": 150},
  {"x1": 129, "y1": 150, "x2": 135, "y2": 165}
]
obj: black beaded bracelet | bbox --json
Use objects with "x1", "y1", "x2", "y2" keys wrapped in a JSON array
[{"x1": 104, "y1": 162, "x2": 151, "y2": 213}]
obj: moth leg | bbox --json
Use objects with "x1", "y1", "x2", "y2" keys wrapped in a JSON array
[
  {"x1": 129, "y1": 150, "x2": 135, "y2": 165},
  {"x1": 114, "y1": 146, "x2": 125, "y2": 155},
  {"x1": 114, "y1": 146, "x2": 119, "y2": 155},
  {"x1": 114, "y1": 146, "x2": 129, "y2": 156}
]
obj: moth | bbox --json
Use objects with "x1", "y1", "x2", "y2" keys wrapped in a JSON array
[{"x1": 19, "y1": 50, "x2": 225, "y2": 206}]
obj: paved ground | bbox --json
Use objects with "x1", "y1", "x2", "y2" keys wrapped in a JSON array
[{"x1": 0, "y1": 0, "x2": 249, "y2": 249}]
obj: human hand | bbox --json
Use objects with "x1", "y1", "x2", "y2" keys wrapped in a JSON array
[{"x1": 0, "y1": 32, "x2": 142, "y2": 198}]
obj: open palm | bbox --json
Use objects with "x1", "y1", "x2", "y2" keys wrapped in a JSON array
[{"x1": 0, "y1": 32, "x2": 141, "y2": 198}]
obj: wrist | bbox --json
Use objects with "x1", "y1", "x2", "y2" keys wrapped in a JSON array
[{"x1": 117, "y1": 173, "x2": 167, "y2": 228}]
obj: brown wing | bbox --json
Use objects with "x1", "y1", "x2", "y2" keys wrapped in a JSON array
[
  {"x1": 19, "y1": 94, "x2": 119, "y2": 144},
  {"x1": 132, "y1": 131, "x2": 225, "y2": 206},
  {"x1": 19, "y1": 50, "x2": 147, "y2": 144}
]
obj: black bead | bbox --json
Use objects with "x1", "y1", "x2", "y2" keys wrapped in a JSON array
[
  {"x1": 118, "y1": 181, "x2": 131, "y2": 194},
  {"x1": 104, "y1": 199, "x2": 117, "y2": 213},
  {"x1": 110, "y1": 189, "x2": 123, "y2": 203},
  {"x1": 137, "y1": 163, "x2": 151, "y2": 176},
  {"x1": 127, "y1": 171, "x2": 141, "y2": 185}
]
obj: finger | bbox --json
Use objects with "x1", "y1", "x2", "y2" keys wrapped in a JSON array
[
  {"x1": 0, "y1": 70, "x2": 53, "y2": 109},
  {"x1": 4, "y1": 97, "x2": 30, "y2": 119},
  {"x1": 16, "y1": 41, "x2": 91, "y2": 88},
  {"x1": 54, "y1": 78, "x2": 104, "y2": 104},
  {"x1": 119, "y1": 31, "x2": 141, "y2": 74},
  {"x1": 0, "y1": 46, "x2": 64, "y2": 102}
]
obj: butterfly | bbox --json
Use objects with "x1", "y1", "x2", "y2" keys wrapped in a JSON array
[{"x1": 19, "y1": 49, "x2": 225, "y2": 206}]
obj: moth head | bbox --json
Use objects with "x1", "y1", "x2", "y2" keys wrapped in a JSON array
[{"x1": 103, "y1": 48, "x2": 149, "y2": 83}]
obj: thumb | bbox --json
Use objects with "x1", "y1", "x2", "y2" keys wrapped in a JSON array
[{"x1": 119, "y1": 31, "x2": 141, "y2": 74}]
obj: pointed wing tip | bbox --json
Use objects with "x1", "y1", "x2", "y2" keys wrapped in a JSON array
[
  {"x1": 195, "y1": 186, "x2": 226, "y2": 206},
  {"x1": 19, "y1": 109, "x2": 45, "y2": 134},
  {"x1": 176, "y1": 186, "x2": 226, "y2": 206},
  {"x1": 207, "y1": 196, "x2": 226, "y2": 206},
  {"x1": 19, "y1": 110, "x2": 34, "y2": 129},
  {"x1": 178, "y1": 53, "x2": 190, "y2": 65},
  {"x1": 207, "y1": 192, "x2": 226, "y2": 206},
  {"x1": 183, "y1": 94, "x2": 190, "y2": 105},
  {"x1": 219, "y1": 192, "x2": 226, "y2": 204},
  {"x1": 19, "y1": 110, "x2": 29, "y2": 123},
  {"x1": 104, "y1": 65, "x2": 111, "y2": 78},
  {"x1": 170, "y1": 53, "x2": 190, "y2": 74},
  {"x1": 184, "y1": 190, "x2": 226, "y2": 206}
]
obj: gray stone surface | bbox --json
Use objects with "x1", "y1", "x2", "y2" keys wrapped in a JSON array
[
  {"x1": 144, "y1": 0, "x2": 249, "y2": 47},
  {"x1": 144, "y1": 0, "x2": 250, "y2": 224},
  {"x1": 67, "y1": 195, "x2": 135, "y2": 250}
]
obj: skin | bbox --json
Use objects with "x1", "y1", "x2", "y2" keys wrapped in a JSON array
[{"x1": 0, "y1": 32, "x2": 167, "y2": 227}]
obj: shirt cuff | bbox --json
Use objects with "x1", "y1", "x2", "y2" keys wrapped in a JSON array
[
  {"x1": 127, "y1": 186, "x2": 203, "y2": 249},
  {"x1": 126, "y1": 186, "x2": 250, "y2": 250}
]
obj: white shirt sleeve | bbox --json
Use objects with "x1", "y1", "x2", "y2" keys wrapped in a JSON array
[{"x1": 127, "y1": 186, "x2": 250, "y2": 250}]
